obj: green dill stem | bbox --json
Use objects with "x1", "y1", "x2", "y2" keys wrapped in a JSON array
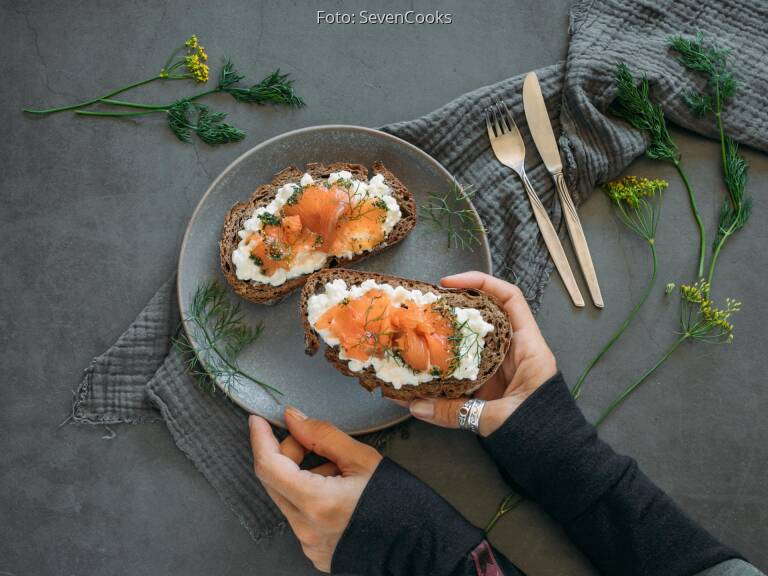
[
  {"x1": 96, "y1": 99, "x2": 171, "y2": 110},
  {"x1": 672, "y1": 161, "x2": 706, "y2": 278},
  {"x1": 73, "y1": 88, "x2": 224, "y2": 119},
  {"x1": 97, "y1": 88, "x2": 222, "y2": 111},
  {"x1": 23, "y1": 75, "x2": 165, "y2": 115},
  {"x1": 707, "y1": 86, "x2": 730, "y2": 288},
  {"x1": 715, "y1": 84, "x2": 728, "y2": 180},
  {"x1": 485, "y1": 493, "x2": 524, "y2": 534},
  {"x1": 707, "y1": 235, "x2": 729, "y2": 287},
  {"x1": 572, "y1": 242, "x2": 657, "y2": 399},
  {"x1": 186, "y1": 88, "x2": 222, "y2": 101},
  {"x1": 162, "y1": 49, "x2": 185, "y2": 73},
  {"x1": 594, "y1": 334, "x2": 688, "y2": 427},
  {"x1": 74, "y1": 109, "x2": 164, "y2": 118}
]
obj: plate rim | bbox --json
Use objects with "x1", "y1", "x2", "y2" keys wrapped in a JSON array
[{"x1": 177, "y1": 124, "x2": 492, "y2": 435}]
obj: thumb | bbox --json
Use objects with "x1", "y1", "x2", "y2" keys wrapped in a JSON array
[
  {"x1": 409, "y1": 397, "x2": 513, "y2": 437},
  {"x1": 284, "y1": 406, "x2": 381, "y2": 473}
]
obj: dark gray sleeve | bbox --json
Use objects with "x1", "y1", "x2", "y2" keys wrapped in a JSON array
[
  {"x1": 332, "y1": 457, "x2": 525, "y2": 576},
  {"x1": 480, "y1": 372, "x2": 743, "y2": 576},
  {"x1": 695, "y1": 560, "x2": 765, "y2": 576}
]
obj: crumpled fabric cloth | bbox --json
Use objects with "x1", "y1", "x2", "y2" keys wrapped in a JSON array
[{"x1": 73, "y1": 0, "x2": 768, "y2": 542}]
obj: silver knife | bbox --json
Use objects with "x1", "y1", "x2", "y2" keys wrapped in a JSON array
[{"x1": 523, "y1": 71, "x2": 604, "y2": 308}]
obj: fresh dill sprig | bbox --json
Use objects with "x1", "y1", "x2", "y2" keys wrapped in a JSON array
[
  {"x1": 712, "y1": 138, "x2": 751, "y2": 274},
  {"x1": 75, "y1": 61, "x2": 304, "y2": 146},
  {"x1": 91, "y1": 62, "x2": 304, "y2": 113},
  {"x1": 27, "y1": 39, "x2": 304, "y2": 147},
  {"x1": 420, "y1": 184, "x2": 485, "y2": 251},
  {"x1": 167, "y1": 101, "x2": 245, "y2": 145},
  {"x1": 257, "y1": 211, "x2": 283, "y2": 227},
  {"x1": 173, "y1": 280, "x2": 282, "y2": 399},
  {"x1": 490, "y1": 51, "x2": 752, "y2": 524},
  {"x1": 610, "y1": 62, "x2": 706, "y2": 278},
  {"x1": 571, "y1": 176, "x2": 666, "y2": 399},
  {"x1": 595, "y1": 280, "x2": 741, "y2": 426},
  {"x1": 224, "y1": 66, "x2": 305, "y2": 107},
  {"x1": 23, "y1": 35, "x2": 211, "y2": 116},
  {"x1": 669, "y1": 33, "x2": 752, "y2": 287},
  {"x1": 670, "y1": 33, "x2": 737, "y2": 118},
  {"x1": 712, "y1": 139, "x2": 751, "y2": 282},
  {"x1": 610, "y1": 63, "x2": 679, "y2": 162},
  {"x1": 588, "y1": 44, "x2": 752, "y2": 427}
]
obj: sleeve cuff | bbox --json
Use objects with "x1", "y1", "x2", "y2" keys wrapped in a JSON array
[{"x1": 332, "y1": 457, "x2": 484, "y2": 576}]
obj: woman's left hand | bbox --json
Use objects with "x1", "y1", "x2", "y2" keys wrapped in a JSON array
[{"x1": 249, "y1": 407, "x2": 382, "y2": 573}]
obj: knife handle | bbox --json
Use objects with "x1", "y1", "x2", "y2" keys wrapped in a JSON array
[
  {"x1": 521, "y1": 173, "x2": 585, "y2": 308},
  {"x1": 554, "y1": 172, "x2": 604, "y2": 308}
]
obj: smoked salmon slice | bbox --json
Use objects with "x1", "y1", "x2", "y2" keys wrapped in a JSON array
[
  {"x1": 316, "y1": 290, "x2": 457, "y2": 375},
  {"x1": 284, "y1": 184, "x2": 348, "y2": 248}
]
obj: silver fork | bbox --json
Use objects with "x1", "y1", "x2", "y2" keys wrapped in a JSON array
[{"x1": 485, "y1": 100, "x2": 585, "y2": 307}]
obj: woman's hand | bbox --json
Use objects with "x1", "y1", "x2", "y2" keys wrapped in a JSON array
[
  {"x1": 249, "y1": 408, "x2": 382, "y2": 573},
  {"x1": 405, "y1": 271, "x2": 557, "y2": 436}
]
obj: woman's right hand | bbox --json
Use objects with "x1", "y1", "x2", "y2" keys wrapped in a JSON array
[{"x1": 402, "y1": 271, "x2": 557, "y2": 436}]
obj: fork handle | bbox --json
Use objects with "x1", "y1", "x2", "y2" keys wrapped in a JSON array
[
  {"x1": 554, "y1": 171, "x2": 604, "y2": 308},
  {"x1": 521, "y1": 173, "x2": 585, "y2": 307}
]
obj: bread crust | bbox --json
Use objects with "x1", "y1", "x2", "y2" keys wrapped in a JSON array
[
  {"x1": 220, "y1": 162, "x2": 417, "y2": 305},
  {"x1": 300, "y1": 268, "x2": 513, "y2": 400}
]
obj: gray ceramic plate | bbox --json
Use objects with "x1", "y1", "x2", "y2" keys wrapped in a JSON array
[{"x1": 178, "y1": 125, "x2": 491, "y2": 434}]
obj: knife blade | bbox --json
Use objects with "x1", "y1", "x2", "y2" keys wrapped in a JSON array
[
  {"x1": 522, "y1": 72, "x2": 563, "y2": 173},
  {"x1": 523, "y1": 71, "x2": 605, "y2": 308}
]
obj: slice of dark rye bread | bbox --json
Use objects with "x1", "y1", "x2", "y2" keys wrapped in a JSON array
[
  {"x1": 220, "y1": 161, "x2": 417, "y2": 305},
  {"x1": 300, "y1": 268, "x2": 513, "y2": 401}
]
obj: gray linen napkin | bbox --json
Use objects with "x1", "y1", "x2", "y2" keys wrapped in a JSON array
[{"x1": 73, "y1": 0, "x2": 768, "y2": 542}]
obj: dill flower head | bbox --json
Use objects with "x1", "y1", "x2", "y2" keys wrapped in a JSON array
[
  {"x1": 602, "y1": 175, "x2": 666, "y2": 241},
  {"x1": 184, "y1": 35, "x2": 209, "y2": 83},
  {"x1": 680, "y1": 279, "x2": 741, "y2": 342},
  {"x1": 603, "y1": 176, "x2": 668, "y2": 208}
]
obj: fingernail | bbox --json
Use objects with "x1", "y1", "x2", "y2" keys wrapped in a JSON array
[
  {"x1": 285, "y1": 406, "x2": 308, "y2": 421},
  {"x1": 409, "y1": 400, "x2": 434, "y2": 420},
  {"x1": 248, "y1": 414, "x2": 258, "y2": 427}
]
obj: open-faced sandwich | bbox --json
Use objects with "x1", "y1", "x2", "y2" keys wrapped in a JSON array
[
  {"x1": 301, "y1": 269, "x2": 513, "y2": 400},
  {"x1": 220, "y1": 162, "x2": 416, "y2": 304}
]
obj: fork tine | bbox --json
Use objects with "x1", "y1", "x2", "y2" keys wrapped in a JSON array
[
  {"x1": 491, "y1": 102, "x2": 506, "y2": 135},
  {"x1": 486, "y1": 106, "x2": 502, "y2": 138},
  {"x1": 484, "y1": 108, "x2": 497, "y2": 140},
  {"x1": 493, "y1": 100, "x2": 509, "y2": 134},
  {"x1": 499, "y1": 99, "x2": 521, "y2": 138}
]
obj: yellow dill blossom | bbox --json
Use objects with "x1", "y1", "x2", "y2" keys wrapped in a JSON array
[
  {"x1": 602, "y1": 174, "x2": 665, "y2": 242},
  {"x1": 183, "y1": 35, "x2": 209, "y2": 83},
  {"x1": 680, "y1": 279, "x2": 741, "y2": 342},
  {"x1": 604, "y1": 175, "x2": 668, "y2": 208},
  {"x1": 185, "y1": 54, "x2": 209, "y2": 83}
]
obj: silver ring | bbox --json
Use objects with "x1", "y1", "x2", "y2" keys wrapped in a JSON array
[{"x1": 457, "y1": 398, "x2": 486, "y2": 434}]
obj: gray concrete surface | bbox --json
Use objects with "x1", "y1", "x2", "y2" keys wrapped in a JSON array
[{"x1": 1, "y1": 0, "x2": 766, "y2": 574}]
